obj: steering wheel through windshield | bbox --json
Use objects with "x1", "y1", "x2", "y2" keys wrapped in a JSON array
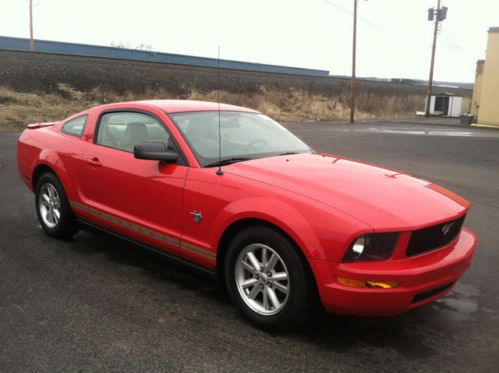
[{"x1": 247, "y1": 138, "x2": 270, "y2": 151}]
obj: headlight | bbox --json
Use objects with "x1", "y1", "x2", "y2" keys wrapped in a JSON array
[
  {"x1": 351, "y1": 236, "x2": 366, "y2": 259},
  {"x1": 342, "y1": 233, "x2": 400, "y2": 262}
]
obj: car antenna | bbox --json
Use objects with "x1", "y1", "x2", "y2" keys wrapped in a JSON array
[{"x1": 216, "y1": 45, "x2": 223, "y2": 176}]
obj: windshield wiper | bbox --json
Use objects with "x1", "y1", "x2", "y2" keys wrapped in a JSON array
[
  {"x1": 277, "y1": 152, "x2": 300, "y2": 156},
  {"x1": 205, "y1": 157, "x2": 252, "y2": 167}
]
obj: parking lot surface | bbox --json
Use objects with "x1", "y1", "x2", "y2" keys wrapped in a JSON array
[{"x1": 1, "y1": 120, "x2": 498, "y2": 372}]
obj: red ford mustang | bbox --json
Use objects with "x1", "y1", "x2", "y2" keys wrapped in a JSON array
[{"x1": 17, "y1": 100, "x2": 477, "y2": 331}]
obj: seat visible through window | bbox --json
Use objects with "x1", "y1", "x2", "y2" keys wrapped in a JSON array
[
  {"x1": 96, "y1": 112, "x2": 171, "y2": 153},
  {"x1": 120, "y1": 122, "x2": 149, "y2": 152}
]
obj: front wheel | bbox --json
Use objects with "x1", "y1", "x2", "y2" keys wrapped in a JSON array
[
  {"x1": 35, "y1": 172, "x2": 79, "y2": 238},
  {"x1": 224, "y1": 226, "x2": 315, "y2": 331}
]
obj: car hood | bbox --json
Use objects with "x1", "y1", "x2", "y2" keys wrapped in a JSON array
[{"x1": 225, "y1": 153, "x2": 469, "y2": 231}]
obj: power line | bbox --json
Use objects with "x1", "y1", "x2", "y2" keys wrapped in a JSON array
[
  {"x1": 439, "y1": 30, "x2": 476, "y2": 59},
  {"x1": 322, "y1": 0, "x2": 351, "y2": 15},
  {"x1": 322, "y1": 0, "x2": 476, "y2": 59},
  {"x1": 321, "y1": 0, "x2": 426, "y2": 46}
]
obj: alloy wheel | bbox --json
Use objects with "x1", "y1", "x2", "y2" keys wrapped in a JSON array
[
  {"x1": 38, "y1": 183, "x2": 61, "y2": 229},
  {"x1": 235, "y1": 243, "x2": 290, "y2": 316}
]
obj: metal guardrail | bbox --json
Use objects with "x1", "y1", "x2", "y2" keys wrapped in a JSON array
[{"x1": 0, "y1": 36, "x2": 330, "y2": 77}]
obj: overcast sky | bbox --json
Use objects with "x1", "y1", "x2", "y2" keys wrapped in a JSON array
[{"x1": 1, "y1": 0, "x2": 498, "y2": 82}]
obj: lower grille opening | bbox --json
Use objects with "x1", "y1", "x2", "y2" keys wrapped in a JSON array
[{"x1": 412, "y1": 282, "x2": 454, "y2": 304}]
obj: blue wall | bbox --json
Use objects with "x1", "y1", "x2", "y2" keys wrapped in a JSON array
[{"x1": 0, "y1": 36, "x2": 329, "y2": 77}]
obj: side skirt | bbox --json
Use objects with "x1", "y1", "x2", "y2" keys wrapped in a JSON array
[{"x1": 76, "y1": 219, "x2": 217, "y2": 279}]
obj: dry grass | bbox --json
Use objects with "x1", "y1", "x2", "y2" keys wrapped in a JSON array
[{"x1": 0, "y1": 84, "x2": 423, "y2": 131}]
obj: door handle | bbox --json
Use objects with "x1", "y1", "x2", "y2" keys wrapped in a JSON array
[{"x1": 84, "y1": 156, "x2": 102, "y2": 167}]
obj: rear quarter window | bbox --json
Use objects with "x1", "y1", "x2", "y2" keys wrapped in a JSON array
[{"x1": 62, "y1": 115, "x2": 88, "y2": 137}]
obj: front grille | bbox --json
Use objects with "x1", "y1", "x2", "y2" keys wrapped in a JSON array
[
  {"x1": 406, "y1": 215, "x2": 465, "y2": 257},
  {"x1": 412, "y1": 282, "x2": 454, "y2": 304}
]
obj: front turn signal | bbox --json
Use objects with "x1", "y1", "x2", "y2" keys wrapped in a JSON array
[
  {"x1": 337, "y1": 277, "x2": 399, "y2": 289},
  {"x1": 365, "y1": 280, "x2": 399, "y2": 289}
]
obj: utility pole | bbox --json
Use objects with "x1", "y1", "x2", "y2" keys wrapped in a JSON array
[
  {"x1": 425, "y1": 0, "x2": 448, "y2": 117},
  {"x1": 29, "y1": 0, "x2": 35, "y2": 51},
  {"x1": 349, "y1": 0, "x2": 358, "y2": 124}
]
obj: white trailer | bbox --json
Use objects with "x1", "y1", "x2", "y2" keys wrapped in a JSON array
[{"x1": 425, "y1": 94, "x2": 466, "y2": 117}]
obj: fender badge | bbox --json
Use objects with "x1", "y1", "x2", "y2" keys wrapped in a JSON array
[{"x1": 190, "y1": 211, "x2": 203, "y2": 224}]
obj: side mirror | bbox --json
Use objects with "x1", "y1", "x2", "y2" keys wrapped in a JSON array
[{"x1": 134, "y1": 142, "x2": 178, "y2": 163}]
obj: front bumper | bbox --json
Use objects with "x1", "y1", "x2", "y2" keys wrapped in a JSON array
[{"x1": 310, "y1": 227, "x2": 477, "y2": 316}]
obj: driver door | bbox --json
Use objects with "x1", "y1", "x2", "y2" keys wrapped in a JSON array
[{"x1": 76, "y1": 110, "x2": 187, "y2": 255}]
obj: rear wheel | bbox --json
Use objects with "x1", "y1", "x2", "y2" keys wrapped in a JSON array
[
  {"x1": 224, "y1": 226, "x2": 315, "y2": 331},
  {"x1": 35, "y1": 172, "x2": 79, "y2": 238}
]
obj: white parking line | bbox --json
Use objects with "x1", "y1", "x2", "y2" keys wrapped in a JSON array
[
  {"x1": 297, "y1": 123, "x2": 499, "y2": 138},
  {"x1": 428, "y1": 131, "x2": 474, "y2": 137},
  {"x1": 356, "y1": 127, "x2": 484, "y2": 137}
]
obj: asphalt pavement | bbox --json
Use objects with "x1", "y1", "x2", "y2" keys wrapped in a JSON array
[{"x1": 1, "y1": 120, "x2": 498, "y2": 372}]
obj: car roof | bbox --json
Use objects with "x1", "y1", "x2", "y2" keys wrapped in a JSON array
[{"x1": 131, "y1": 99, "x2": 259, "y2": 114}]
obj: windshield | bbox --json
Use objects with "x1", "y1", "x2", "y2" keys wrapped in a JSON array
[{"x1": 169, "y1": 111, "x2": 312, "y2": 167}]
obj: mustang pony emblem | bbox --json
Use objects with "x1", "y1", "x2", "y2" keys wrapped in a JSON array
[{"x1": 442, "y1": 222, "x2": 456, "y2": 236}]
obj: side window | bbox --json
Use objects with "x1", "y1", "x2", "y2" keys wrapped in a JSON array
[
  {"x1": 62, "y1": 115, "x2": 87, "y2": 137},
  {"x1": 96, "y1": 112, "x2": 170, "y2": 153}
]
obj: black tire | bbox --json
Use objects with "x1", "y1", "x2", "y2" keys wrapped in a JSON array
[
  {"x1": 224, "y1": 225, "x2": 315, "y2": 332},
  {"x1": 35, "y1": 172, "x2": 79, "y2": 238}
]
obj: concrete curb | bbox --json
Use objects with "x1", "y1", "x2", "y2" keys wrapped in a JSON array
[{"x1": 471, "y1": 123, "x2": 499, "y2": 129}]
